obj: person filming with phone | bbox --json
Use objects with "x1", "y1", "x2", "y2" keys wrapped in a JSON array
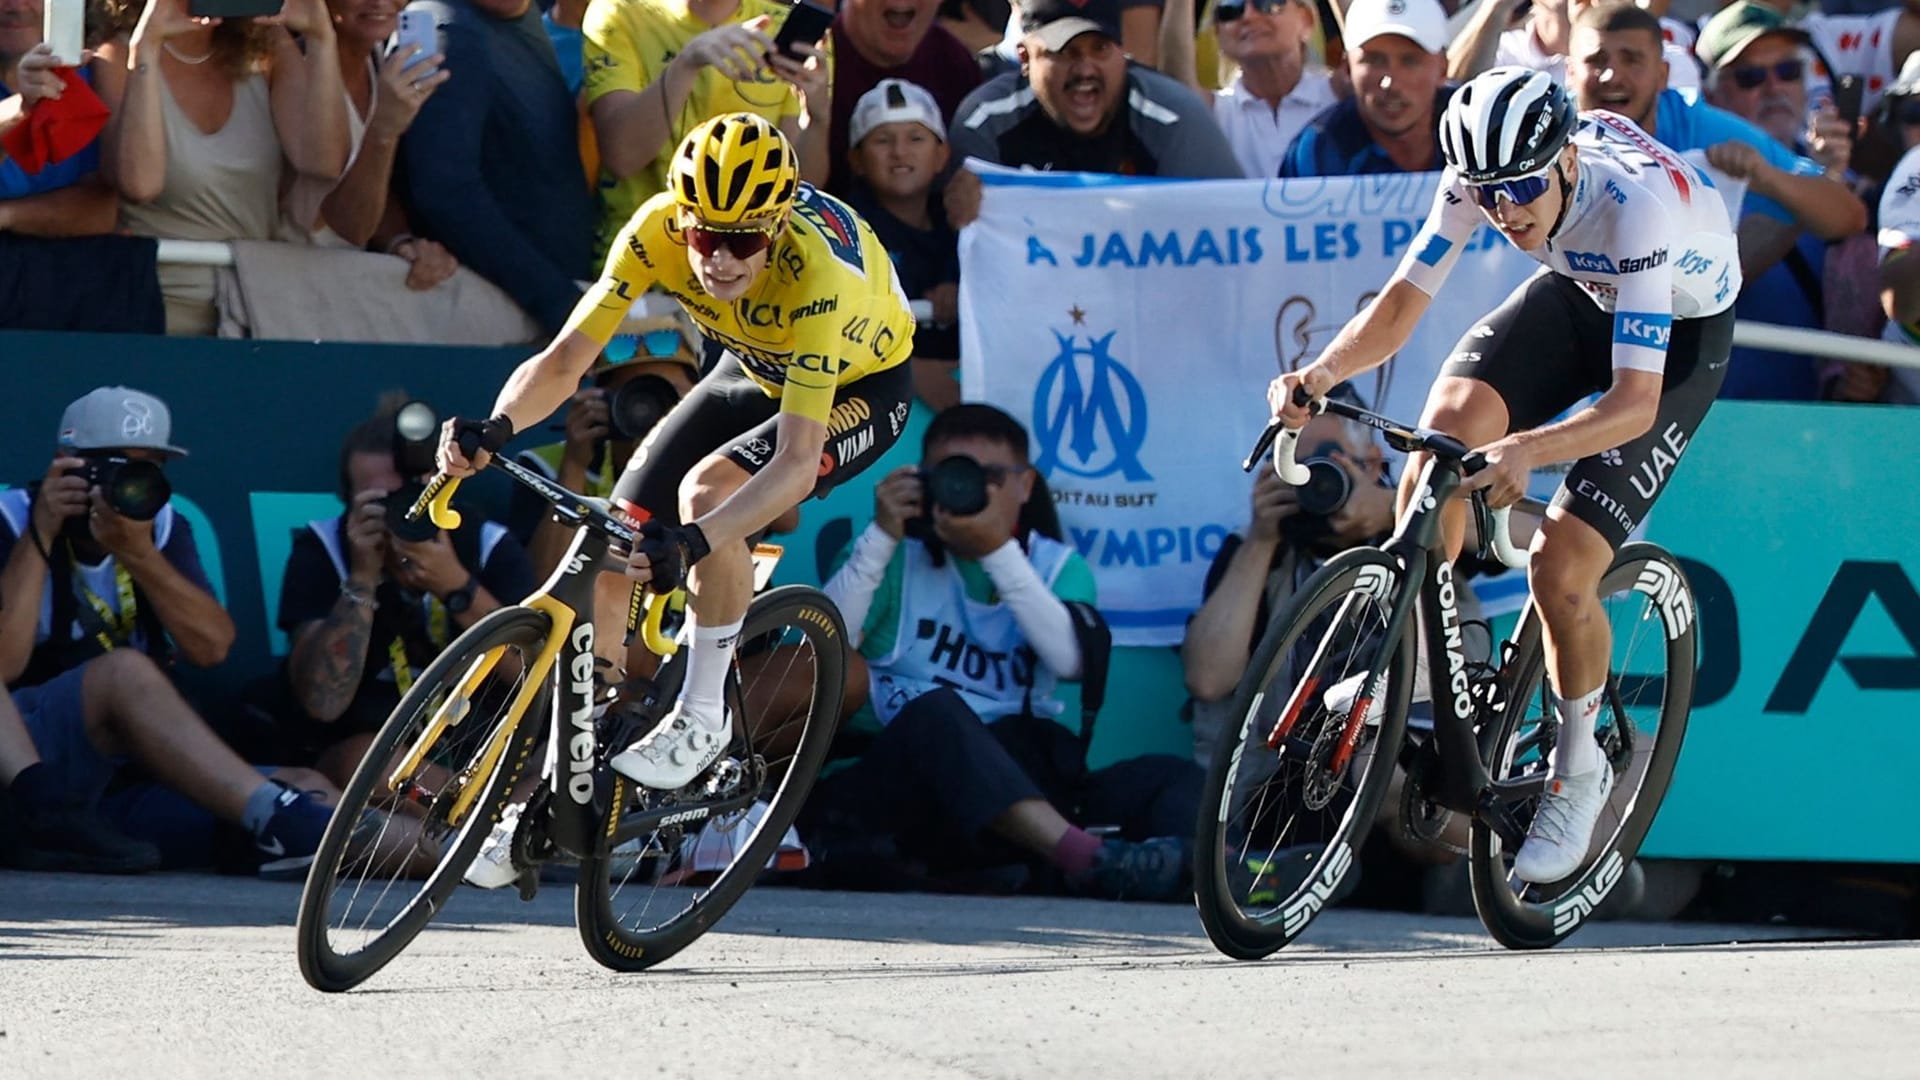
[
  {"x1": 437, "y1": 113, "x2": 915, "y2": 816},
  {"x1": 94, "y1": 0, "x2": 351, "y2": 336},
  {"x1": 580, "y1": 0, "x2": 831, "y2": 257}
]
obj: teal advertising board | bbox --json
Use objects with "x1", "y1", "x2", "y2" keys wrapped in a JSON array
[
  {"x1": 1638, "y1": 401, "x2": 1920, "y2": 861},
  {"x1": 2, "y1": 332, "x2": 1908, "y2": 860}
]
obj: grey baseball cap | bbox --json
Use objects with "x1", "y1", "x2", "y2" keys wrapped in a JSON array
[{"x1": 58, "y1": 386, "x2": 189, "y2": 457}]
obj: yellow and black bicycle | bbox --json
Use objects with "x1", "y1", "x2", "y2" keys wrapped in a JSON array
[{"x1": 295, "y1": 453, "x2": 846, "y2": 993}]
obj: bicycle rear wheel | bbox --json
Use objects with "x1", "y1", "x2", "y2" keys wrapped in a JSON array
[
  {"x1": 1194, "y1": 547, "x2": 1413, "y2": 960},
  {"x1": 575, "y1": 585, "x2": 845, "y2": 972},
  {"x1": 1469, "y1": 542, "x2": 1696, "y2": 949},
  {"x1": 296, "y1": 606, "x2": 550, "y2": 992}
]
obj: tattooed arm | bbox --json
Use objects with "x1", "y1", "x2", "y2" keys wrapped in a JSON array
[
  {"x1": 285, "y1": 491, "x2": 389, "y2": 723},
  {"x1": 286, "y1": 588, "x2": 379, "y2": 723}
]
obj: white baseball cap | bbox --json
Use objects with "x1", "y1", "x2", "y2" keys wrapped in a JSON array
[
  {"x1": 849, "y1": 78, "x2": 946, "y2": 146},
  {"x1": 1343, "y1": 0, "x2": 1448, "y2": 54}
]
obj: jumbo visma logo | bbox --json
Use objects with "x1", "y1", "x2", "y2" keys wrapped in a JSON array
[{"x1": 1032, "y1": 328, "x2": 1151, "y2": 482}]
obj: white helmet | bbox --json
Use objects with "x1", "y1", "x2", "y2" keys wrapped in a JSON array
[{"x1": 1439, "y1": 67, "x2": 1579, "y2": 184}]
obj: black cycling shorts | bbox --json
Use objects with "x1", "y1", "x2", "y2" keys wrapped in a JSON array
[
  {"x1": 610, "y1": 351, "x2": 914, "y2": 525},
  {"x1": 1437, "y1": 270, "x2": 1731, "y2": 549}
]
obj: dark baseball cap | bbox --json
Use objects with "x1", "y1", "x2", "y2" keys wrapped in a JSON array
[
  {"x1": 1018, "y1": 0, "x2": 1123, "y2": 52},
  {"x1": 1696, "y1": 1, "x2": 1811, "y2": 70}
]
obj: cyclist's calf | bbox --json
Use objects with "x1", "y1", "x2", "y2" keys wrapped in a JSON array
[{"x1": 1525, "y1": 511, "x2": 1616, "y2": 698}]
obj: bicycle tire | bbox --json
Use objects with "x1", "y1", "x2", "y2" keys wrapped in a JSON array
[
  {"x1": 1194, "y1": 547, "x2": 1413, "y2": 960},
  {"x1": 1469, "y1": 542, "x2": 1696, "y2": 950},
  {"x1": 574, "y1": 585, "x2": 846, "y2": 972},
  {"x1": 296, "y1": 605, "x2": 551, "y2": 992}
]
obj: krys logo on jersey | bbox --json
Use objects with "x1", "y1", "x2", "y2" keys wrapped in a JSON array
[{"x1": 1029, "y1": 308, "x2": 1234, "y2": 572}]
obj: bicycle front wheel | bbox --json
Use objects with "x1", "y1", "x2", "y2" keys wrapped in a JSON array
[
  {"x1": 1194, "y1": 547, "x2": 1413, "y2": 960},
  {"x1": 296, "y1": 605, "x2": 551, "y2": 992},
  {"x1": 575, "y1": 585, "x2": 845, "y2": 972},
  {"x1": 1469, "y1": 542, "x2": 1696, "y2": 949}
]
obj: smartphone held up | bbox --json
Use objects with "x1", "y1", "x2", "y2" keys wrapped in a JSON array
[{"x1": 772, "y1": 0, "x2": 834, "y2": 60}]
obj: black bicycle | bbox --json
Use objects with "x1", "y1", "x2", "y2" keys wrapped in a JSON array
[
  {"x1": 296, "y1": 450, "x2": 846, "y2": 992},
  {"x1": 1193, "y1": 393, "x2": 1696, "y2": 955}
]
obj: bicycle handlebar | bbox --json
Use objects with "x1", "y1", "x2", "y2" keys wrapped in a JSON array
[
  {"x1": 405, "y1": 459, "x2": 680, "y2": 655},
  {"x1": 1245, "y1": 389, "x2": 1529, "y2": 570}
]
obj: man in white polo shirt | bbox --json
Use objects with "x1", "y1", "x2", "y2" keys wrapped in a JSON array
[
  {"x1": 1157, "y1": 0, "x2": 1338, "y2": 178},
  {"x1": 1448, "y1": 0, "x2": 1701, "y2": 92}
]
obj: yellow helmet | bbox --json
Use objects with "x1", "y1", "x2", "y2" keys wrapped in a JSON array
[{"x1": 669, "y1": 113, "x2": 801, "y2": 227}]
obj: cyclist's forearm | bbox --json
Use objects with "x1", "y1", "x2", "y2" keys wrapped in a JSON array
[
  {"x1": 1315, "y1": 278, "x2": 1430, "y2": 385},
  {"x1": 493, "y1": 332, "x2": 601, "y2": 434},
  {"x1": 1509, "y1": 369, "x2": 1663, "y2": 464}
]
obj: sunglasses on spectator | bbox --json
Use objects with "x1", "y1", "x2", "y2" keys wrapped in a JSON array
[
  {"x1": 602, "y1": 327, "x2": 687, "y2": 365},
  {"x1": 1214, "y1": 0, "x2": 1290, "y2": 23},
  {"x1": 681, "y1": 219, "x2": 779, "y2": 261},
  {"x1": 1727, "y1": 59, "x2": 1805, "y2": 90},
  {"x1": 1470, "y1": 173, "x2": 1553, "y2": 209}
]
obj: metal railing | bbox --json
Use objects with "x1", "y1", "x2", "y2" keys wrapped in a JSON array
[{"x1": 153, "y1": 240, "x2": 938, "y2": 325}]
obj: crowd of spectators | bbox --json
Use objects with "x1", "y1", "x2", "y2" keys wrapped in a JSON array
[{"x1": 0, "y1": 0, "x2": 1915, "y2": 929}]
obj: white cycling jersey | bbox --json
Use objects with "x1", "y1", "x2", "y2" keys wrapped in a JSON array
[{"x1": 1397, "y1": 110, "x2": 1742, "y2": 375}]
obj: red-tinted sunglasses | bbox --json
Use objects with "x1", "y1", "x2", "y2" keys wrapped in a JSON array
[{"x1": 683, "y1": 221, "x2": 778, "y2": 260}]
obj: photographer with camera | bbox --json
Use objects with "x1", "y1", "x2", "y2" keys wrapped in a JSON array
[
  {"x1": 803, "y1": 403, "x2": 1203, "y2": 902},
  {"x1": 0, "y1": 386, "x2": 344, "y2": 876},
  {"x1": 277, "y1": 395, "x2": 535, "y2": 787},
  {"x1": 508, "y1": 308, "x2": 700, "y2": 580}
]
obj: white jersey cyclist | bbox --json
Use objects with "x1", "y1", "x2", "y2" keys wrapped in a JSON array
[
  {"x1": 1402, "y1": 108, "x2": 1741, "y2": 376},
  {"x1": 1268, "y1": 68, "x2": 1738, "y2": 890}
]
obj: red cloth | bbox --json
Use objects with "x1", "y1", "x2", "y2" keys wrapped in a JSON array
[{"x1": 2, "y1": 68, "x2": 110, "y2": 175}]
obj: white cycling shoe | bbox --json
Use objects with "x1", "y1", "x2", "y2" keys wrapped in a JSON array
[
  {"x1": 463, "y1": 800, "x2": 526, "y2": 890},
  {"x1": 1322, "y1": 642, "x2": 1432, "y2": 726},
  {"x1": 1512, "y1": 761, "x2": 1614, "y2": 884},
  {"x1": 609, "y1": 704, "x2": 731, "y2": 791}
]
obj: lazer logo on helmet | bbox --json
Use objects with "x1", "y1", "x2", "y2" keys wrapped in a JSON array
[
  {"x1": 1614, "y1": 312, "x2": 1672, "y2": 348},
  {"x1": 1565, "y1": 251, "x2": 1617, "y2": 274}
]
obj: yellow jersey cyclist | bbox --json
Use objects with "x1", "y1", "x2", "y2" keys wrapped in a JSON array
[{"x1": 438, "y1": 113, "x2": 915, "y2": 792}]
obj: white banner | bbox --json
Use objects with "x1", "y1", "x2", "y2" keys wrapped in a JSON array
[{"x1": 958, "y1": 168, "x2": 1539, "y2": 646}]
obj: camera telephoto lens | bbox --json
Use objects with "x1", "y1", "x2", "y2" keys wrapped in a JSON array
[
  {"x1": 1293, "y1": 456, "x2": 1353, "y2": 518},
  {"x1": 69, "y1": 455, "x2": 172, "y2": 522},
  {"x1": 607, "y1": 375, "x2": 682, "y2": 441},
  {"x1": 384, "y1": 480, "x2": 440, "y2": 543},
  {"x1": 922, "y1": 455, "x2": 990, "y2": 517},
  {"x1": 392, "y1": 400, "x2": 440, "y2": 479}
]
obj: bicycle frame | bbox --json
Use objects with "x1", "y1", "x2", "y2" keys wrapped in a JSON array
[
  {"x1": 1252, "y1": 400, "x2": 1544, "y2": 848},
  {"x1": 396, "y1": 454, "x2": 766, "y2": 862}
]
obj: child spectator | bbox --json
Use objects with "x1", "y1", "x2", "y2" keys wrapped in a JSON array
[{"x1": 844, "y1": 78, "x2": 962, "y2": 410}]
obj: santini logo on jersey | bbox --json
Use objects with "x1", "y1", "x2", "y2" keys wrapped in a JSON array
[
  {"x1": 1614, "y1": 311, "x2": 1673, "y2": 349},
  {"x1": 1567, "y1": 248, "x2": 1665, "y2": 275}
]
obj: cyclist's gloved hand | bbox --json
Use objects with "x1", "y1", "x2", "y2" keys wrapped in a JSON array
[
  {"x1": 438, "y1": 414, "x2": 515, "y2": 476},
  {"x1": 629, "y1": 520, "x2": 712, "y2": 593}
]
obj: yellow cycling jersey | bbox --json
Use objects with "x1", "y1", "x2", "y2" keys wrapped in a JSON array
[{"x1": 571, "y1": 184, "x2": 916, "y2": 424}]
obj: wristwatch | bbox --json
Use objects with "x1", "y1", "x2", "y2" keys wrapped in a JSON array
[{"x1": 443, "y1": 575, "x2": 478, "y2": 615}]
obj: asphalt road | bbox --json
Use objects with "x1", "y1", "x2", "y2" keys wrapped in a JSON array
[{"x1": 2, "y1": 870, "x2": 1915, "y2": 1079}]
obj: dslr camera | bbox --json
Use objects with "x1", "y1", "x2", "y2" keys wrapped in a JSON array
[
  {"x1": 385, "y1": 400, "x2": 443, "y2": 543},
  {"x1": 903, "y1": 455, "x2": 996, "y2": 540},
  {"x1": 605, "y1": 374, "x2": 681, "y2": 442},
  {"x1": 68, "y1": 453, "x2": 171, "y2": 522},
  {"x1": 1279, "y1": 450, "x2": 1355, "y2": 548}
]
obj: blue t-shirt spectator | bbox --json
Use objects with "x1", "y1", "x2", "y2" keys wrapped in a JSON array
[{"x1": 1279, "y1": 88, "x2": 1452, "y2": 178}]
